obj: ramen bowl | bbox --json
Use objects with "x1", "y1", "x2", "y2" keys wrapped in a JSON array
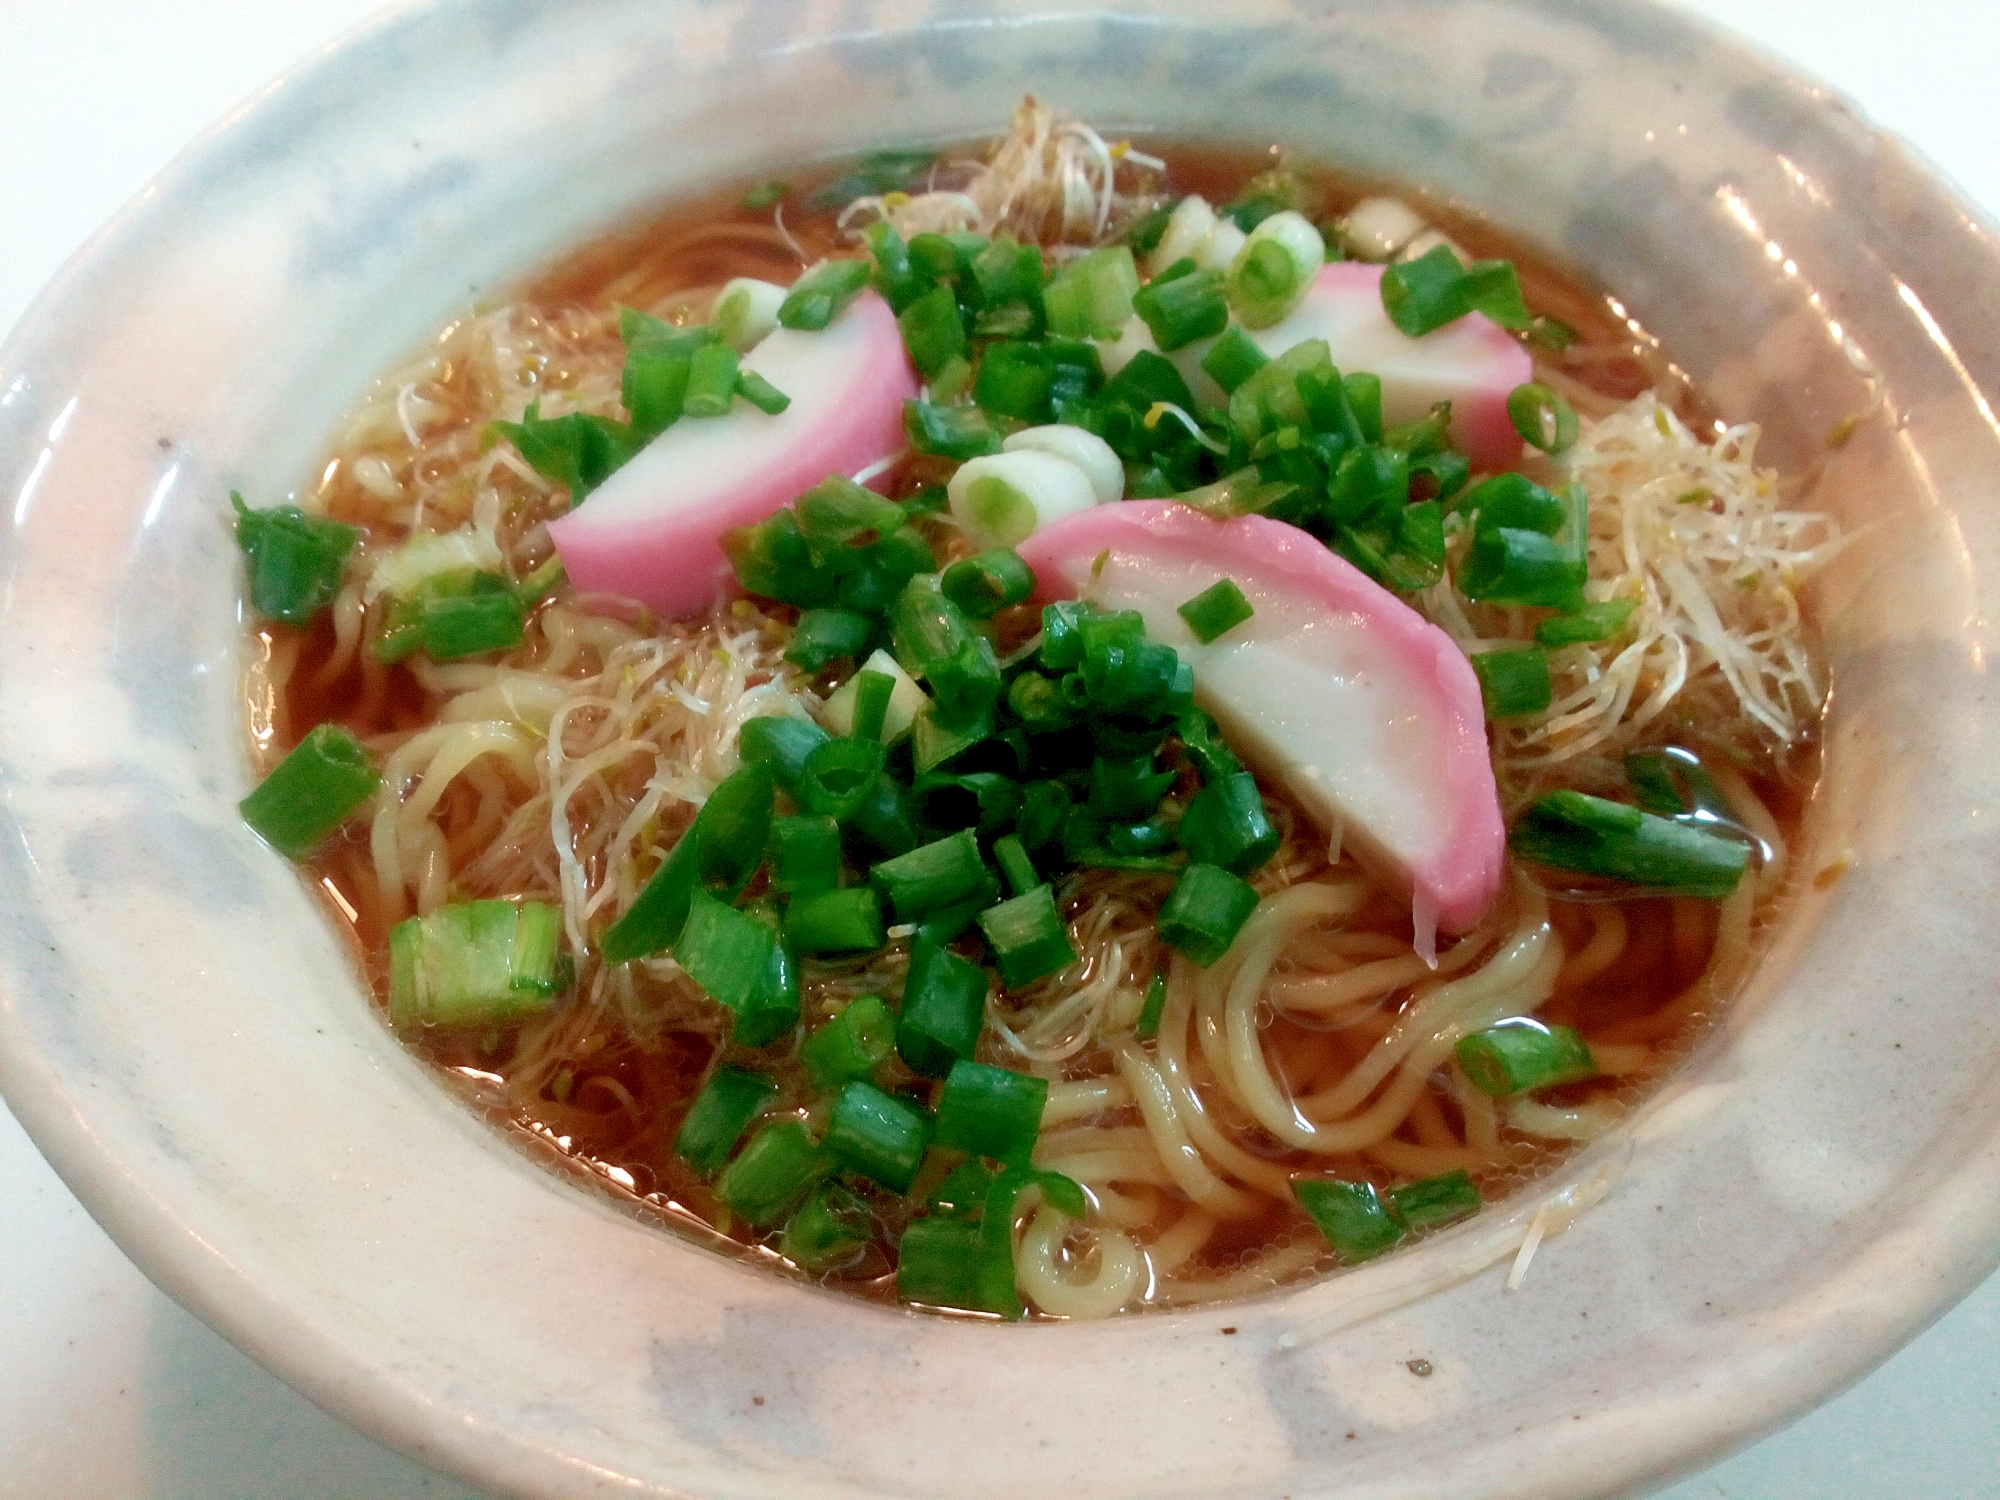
[{"x1": 2, "y1": 1, "x2": 1997, "y2": 1496}]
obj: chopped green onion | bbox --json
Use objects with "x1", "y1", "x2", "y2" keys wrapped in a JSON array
[
  {"x1": 941, "y1": 548, "x2": 1036, "y2": 620},
  {"x1": 797, "y1": 737, "x2": 888, "y2": 822},
  {"x1": 977, "y1": 1166, "x2": 1087, "y2": 1319},
  {"x1": 1471, "y1": 645, "x2": 1553, "y2": 719},
  {"x1": 1623, "y1": 746, "x2": 1734, "y2": 824},
  {"x1": 674, "y1": 889, "x2": 777, "y2": 1018},
  {"x1": 928, "y1": 1158, "x2": 999, "y2": 1219},
  {"x1": 735, "y1": 369, "x2": 791, "y2": 415},
  {"x1": 897, "y1": 1215, "x2": 991, "y2": 1310},
  {"x1": 1037, "y1": 599, "x2": 1096, "y2": 671},
  {"x1": 1135, "y1": 970, "x2": 1168, "y2": 1039},
  {"x1": 911, "y1": 702, "x2": 995, "y2": 775},
  {"x1": 800, "y1": 994, "x2": 896, "y2": 1092},
  {"x1": 785, "y1": 608, "x2": 874, "y2": 673},
  {"x1": 599, "y1": 760, "x2": 775, "y2": 962},
  {"x1": 1199, "y1": 325, "x2": 1270, "y2": 394},
  {"x1": 911, "y1": 771, "x2": 1022, "y2": 842},
  {"x1": 976, "y1": 885, "x2": 1076, "y2": 989},
  {"x1": 1455, "y1": 1018, "x2": 1598, "y2": 1096},
  {"x1": 1175, "y1": 706, "x2": 1243, "y2": 783},
  {"x1": 416, "y1": 577, "x2": 527, "y2": 660},
  {"x1": 928, "y1": 352, "x2": 973, "y2": 402},
  {"x1": 1006, "y1": 671, "x2": 1070, "y2": 730},
  {"x1": 488, "y1": 403, "x2": 638, "y2": 503},
  {"x1": 971, "y1": 236, "x2": 1045, "y2": 308},
  {"x1": 1409, "y1": 449, "x2": 1472, "y2": 505},
  {"x1": 897, "y1": 935, "x2": 989, "y2": 1078},
  {"x1": 890, "y1": 574, "x2": 1001, "y2": 722},
  {"x1": 934, "y1": 1059, "x2": 1048, "y2": 1167},
  {"x1": 716, "y1": 1120, "x2": 827, "y2": 1227},
  {"x1": 1389, "y1": 1169, "x2": 1483, "y2": 1233},
  {"x1": 904, "y1": 400, "x2": 1005, "y2": 460},
  {"x1": 1224, "y1": 211, "x2": 1324, "y2": 328},
  {"x1": 1176, "y1": 577, "x2": 1255, "y2": 643},
  {"x1": 824, "y1": 1080, "x2": 930, "y2": 1192},
  {"x1": 1506, "y1": 381, "x2": 1579, "y2": 454},
  {"x1": 680, "y1": 341, "x2": 741, "y2": 418},
  {"x1": 777, "y1": 258, "x2": 872, "y2": 331},
  {"x1": 387, "y1": 899, "x2": 566, "y2": 1033},
  {"x1": 845, "y1": 771, "x2": 921, "y2": 861},
  {"x1": 514, "y1": 555, "x2": 565, "y2": 608},
  {"x1": 973, "y1": 341, "x2": 1054, "y2": 422},
  {"x1": 783, "y1": 886, "x2": 886, "y2": 954},
  {"x1": 780, "y1": 1182, "x2": 874, "y2": 1273},
  {"x1": 1535, "y1": 598, "x2": 1636, "y2": 647},
  {"x1": 796, "y1": 474, "x2": 904, "y2": 561},
  {"x1": 1158, "y1": 863, "x2": 1260, "y2": 967},
  {"x1": 898, "y1": 284, "x2": 967, "y2": 377},
  {"x1": 1041, "y1": 244, "x2": 1141, "y2": 339},
  {"x1": 597, "y1": 831, "x2": 701, "y2": 965},
  {"x1": 240, "y1": 722, "x2": 379, "y2": 859},
  {"x1": 912, "y1": 883, "x2": 999, "y2": 948},
  {"x1": 849, "y1": 670, "x2": 895, "y2": 745},
  {"x1": 1084, "y1": 754, "x2": 1177, "y2": 820},
  {"x1": 1458, "y1": 526, "x2": 1586, "y2": 611},
  {"x1": 992, "y1": 834, "x2": 1040, "y2": 898},
  {"x1": 1510, "y1": 790, "x2": 1752, "y2": 897},
  {"x1": 674, "y1": 1066, "x2": 777, "y2": 1176},
  {"x1": 1178, "y1": 772, "x2": 1279, "y2": 875},
  {"x1": 737, "y1": 715, "x2": 829, "y2": 799},
  {"x1": 736, "y1": 921, "x2": 802, "y2": 1048},
  {"x1": 1014, "y1": 780, "x2": 1072, "y2": 852},
  {"x1": 1292, "y1": 1176, "x2": 1406, "y2": 1262},
  {"x1": 1380, "y1": 244, "x2": 1530, "y2": 337},
  {"x1": 870, "y1": 828, "x2": 990, "y2": 922},
  {"x1": 231, "y1": 494, "x2": 358, "y2": 626},
  {"x1": 1133, "y1": 266, "x2": 1228, "y2": 352}
]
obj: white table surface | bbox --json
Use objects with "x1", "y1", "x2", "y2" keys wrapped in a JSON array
[{"x1": 1, "y1": 2, "x2": 1996, "y2": 1496}]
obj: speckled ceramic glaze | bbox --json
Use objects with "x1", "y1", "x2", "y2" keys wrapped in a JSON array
[{"x1": 2, "y1": 2, "x2": 1997, "y2": 1496}]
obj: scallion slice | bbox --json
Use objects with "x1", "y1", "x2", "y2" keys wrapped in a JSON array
[
  {"x1": 782, "y1": 886, "x2": 886, "y2": 954},
  {"x1": 1133, "y1": 266, "x2": 1228, "y2": 352},
  {"x1": 777, "y1": 258, "x2": 872, "y2": 332},
  {"x1": 239, "y1": 722, "x2": 379, "y2": 859},
  {"x1": 673, "y1": 1065, "x2": 777, "y2": 1176},
  {"x1": 824, "y1": 1080, "x2": 930, "y2": 1192},
  {"x1": 1041, "y1": 245, "x2": 1141, "y2": 339},
  {"x1": 798, "y1": 737, "x2": 889, "y2": 822},
  {"x1": 1292, "y1": 1176, "x2": 1406, "y2": 1263},
  {"x1": 976, "y1": 885, "x2": 1076, "y2": 989},
  {"x1": 1135, "y1": 971, "x2": 1168, "y2": 1039},
  {"x1": 940, "y1": 548, "x2": 1036, "y2": 620},
  {"x1": 992, "y1": 833, "x2": 1040, "y2": 899},
  {"x1": 674, "y1": 889, "x2": 777, "y2": 1019},
  {"x1": 1388, "y1": 1169, "x2": 1483, "y2": 1233},
  {"x1": 1455, "y1": 1017, "x2": 1598, "y2": 1096},
  {"x1": 1510, "y1": 790, "x2": 1751, "y2": 898},
  {"x1": 898, "y1": 284, "x2": 967, "y2": 377},
  {"x1": 1471, "y1": 645, "x2": 1553, "y2": 719},
  {"x1": 1506, "y1": 381, "x2": 1580, "y2": 454},
  {"x1": 1176, "y1": 577, "x2": 1255, "y2": 644},
  {"x1": 934, "y1": 1059, "x2": 1048, "y2": 1167},
  {"x1": 716, "y1": 1120, "x2": 828, "y2": 1227},
  {"x1": 1535, "y1": 598, "x2": 1636, "y2": 648},
  {"x1": 1177, "y1": 771, "x2": 1279, "y2": 876},
  {"x1": 387, "y1": 899, "x2": 566, "y2": 1033},
  {"x1": 780, "y1": 1183, "x2": 874, "y2": 1273},
  {"x1": 897, "y1": 935, "x2": 989, "y2": 1078},
  {"x1": 738, "y1": 715, "x2": 831, "y2": 798},
  {"x1": 681, "y1": 341, "x2": 742, "y2": 418},
  {"x1": 799, "y1": 994, "x2": 895, "y2": 1092},
  {"x1": 896, "y1": 1215, "x2": 990, "y2": 1310},
  {"x1": 870, "y1": 828, "x2": 991, "y2": 923},
  {"x1": 1158, "y1": 863, "x2": 1259, "y2": 967},
  {"x1": 904, "y1": 400, "x2": 1005, "y2": 460},
  {"x1": 784, "y1": 608, "x2": 874, "y2": 673},
  {"x1": 231, "y1": 494, "x2": 358, "y2": 626}
]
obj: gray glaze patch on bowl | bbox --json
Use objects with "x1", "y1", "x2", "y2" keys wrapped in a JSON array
[{"x1": 3, "y1": 2, "x2": 1999, "y2": 1497}]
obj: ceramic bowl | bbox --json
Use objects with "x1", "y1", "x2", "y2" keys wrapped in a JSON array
[{"x1": 3, "y1": 1, "x2": 1999, "y2": 1496}]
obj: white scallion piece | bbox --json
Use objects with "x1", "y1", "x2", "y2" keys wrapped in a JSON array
[
  {"x1": 1002, "y1": 424, "x2": 1125, "y2": 505},
  {"x1": 1147, "y1": 194, "x2": 1220, "y2": 276},
  {"x1": 1340, "y1": 195, "x2": 1427, "y2": 262},
  {"x1": 1225, "y1": 210, "x2": 1325, "y2": 328},
  {"x1": 714, "y1": 277, "x2": 787, "y2": 352},
  {"x1": 947, "y1": 450, "x2": 1099, "y2": 549}
]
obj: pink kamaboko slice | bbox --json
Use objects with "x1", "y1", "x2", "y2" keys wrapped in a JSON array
[
  {"x1": 1102, "y1": 262, "x2": 1531, "y2": 471},
  {"x1": 1017, "y1": 501, "x2": 1505, "y2": 946},
  {"x1": 547, "y1": 291, "x2": 916, "y2": 617}
]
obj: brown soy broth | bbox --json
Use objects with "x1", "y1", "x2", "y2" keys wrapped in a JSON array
[{"x1": 260, "y1": 140, "x2": 1808, "y2": 1311}]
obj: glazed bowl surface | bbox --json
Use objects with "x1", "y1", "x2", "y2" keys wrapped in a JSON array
[{"x1": 2, "y1": 2, "x2": 1998, "y2": 1498}]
